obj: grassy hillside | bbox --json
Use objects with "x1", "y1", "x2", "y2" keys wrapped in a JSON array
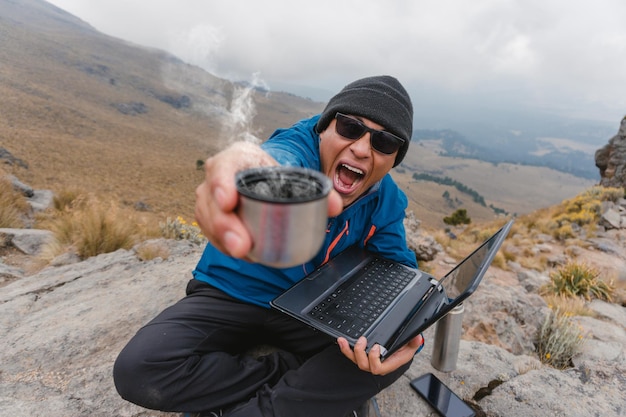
[{"x1": 0, "y1": 0, "x2": 323, "y2": 222}]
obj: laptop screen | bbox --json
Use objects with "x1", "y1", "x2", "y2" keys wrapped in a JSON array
[
  {"x1": 382, "y1": 221, "x2": 513, "y2": 357},
  {"x1": 439, "y1": 225, "x2": 508, "y2": 301}
]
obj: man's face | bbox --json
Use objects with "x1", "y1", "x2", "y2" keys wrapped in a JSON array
[{"x1": 319, "y1": 115, "x2": 397, "y2": 207}]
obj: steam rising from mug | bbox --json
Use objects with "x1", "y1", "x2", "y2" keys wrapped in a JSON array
[{"x1": 236, "y1": 166, "x2": 332, "y2": 268}]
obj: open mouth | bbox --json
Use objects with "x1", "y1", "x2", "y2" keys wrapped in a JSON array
[{"x1": 334, "y1": 163, "x2": 364, "y2": 194}]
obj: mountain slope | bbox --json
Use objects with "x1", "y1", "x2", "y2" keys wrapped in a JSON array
[{"x1": 0, "y1": 0, "x2": 323, "y2": 220}]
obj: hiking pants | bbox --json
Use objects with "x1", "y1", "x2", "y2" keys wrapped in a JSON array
[{"x1": 113, "y1": 279, "x2": 411, "y2": 417}]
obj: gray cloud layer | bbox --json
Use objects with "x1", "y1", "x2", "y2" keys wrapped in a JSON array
[{"x1": 48, "y1": 0, "x2": 626, "y2": 122}]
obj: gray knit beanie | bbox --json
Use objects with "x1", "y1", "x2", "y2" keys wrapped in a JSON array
[{"x1": 315, "y1": 75, "x2": 413, "y2": 167}]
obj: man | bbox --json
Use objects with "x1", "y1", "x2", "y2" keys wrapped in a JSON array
[{"x1": 114, "y1": 75, "x2": 424, "y2": 417}]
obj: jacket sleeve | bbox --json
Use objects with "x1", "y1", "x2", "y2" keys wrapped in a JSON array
[{"x1": 261, "y1": 116, "x2": 321, "y2": 169}]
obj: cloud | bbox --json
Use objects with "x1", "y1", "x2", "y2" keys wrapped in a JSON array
[
  {"x1": 168, "y1": 24, "x2": 225, "y2": 74},
  {"x1": 47, "y1": 0, "x2": 626, "y2": 121}
]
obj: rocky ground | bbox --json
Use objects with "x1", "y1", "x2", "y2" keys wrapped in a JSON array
[{"x1": 1, "y1": 185, "x2": 626, "y2": 417}]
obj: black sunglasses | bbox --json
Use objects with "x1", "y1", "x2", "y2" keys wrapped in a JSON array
[{"x1": 334, "y1": 113, "x2": 405, "y2": 155}]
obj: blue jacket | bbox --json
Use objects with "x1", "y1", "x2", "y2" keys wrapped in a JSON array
[{"x1": 192, "y1": 115, "x2": 417, "y2": 308}]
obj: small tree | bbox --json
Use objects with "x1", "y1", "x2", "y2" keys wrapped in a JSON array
[{"x1": 443, "y1": 208, "x2": 471, "y2": 226}]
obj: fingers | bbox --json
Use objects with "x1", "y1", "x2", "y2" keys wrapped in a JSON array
[
  {"x1": 337, "y1": 337, "x2": 355, "y2": 362},
  {"x1": 372, "y1": 334, "x2": 424, "y2": 374},
  {"x1": 338, "y1": 337, "x2": 379, "y2": 374},
  {"x1": 195, "y1": 181, "x2": 249, "y2": 258},
  {"x1": 194, "y1": 142, "x2": 277, "y2": 258},
  {"x1": 327, "y1": 189, "x2": 344, "y2": 217},
  {"x1": 337, "y1": 334, "x2": 425, "y2": 376},
  {"x1": 338, "y1": 337, "x2": 371, "y2": 371},
  {"x1": 352, "y1": 337, "x2": 370, "y2": 370}
]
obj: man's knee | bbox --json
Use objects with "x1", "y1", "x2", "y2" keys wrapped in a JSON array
[{"x1": 113, "y1": 345, "x2": 170, "y2": 410}]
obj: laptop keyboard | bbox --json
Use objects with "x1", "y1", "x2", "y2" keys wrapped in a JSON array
[{"x1": 307, "y1": 257, "x2": 416, "y2": 338}]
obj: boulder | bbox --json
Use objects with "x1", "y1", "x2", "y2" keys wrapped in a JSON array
[
  {"x1": 596, "y1": 116, "x2": 626, "y2": 189},
  {"x1": 404, "y1": 211, "x2": 443, "y2": 262},
  {"x1": 0, "y1": 228, "x2": 55, "y2": 255}
]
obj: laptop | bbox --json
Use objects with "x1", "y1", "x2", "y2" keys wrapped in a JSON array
[{"x1": 271, "y1": 220, "x2": 513, "y2": 360}]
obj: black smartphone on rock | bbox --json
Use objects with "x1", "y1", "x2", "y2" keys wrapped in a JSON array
[{"x1": 410, "y1": 373, "x2": 476, "y2": 417}]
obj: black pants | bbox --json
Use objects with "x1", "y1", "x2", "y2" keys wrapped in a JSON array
[{"x1": 113, "y1": 279, "x2": 411, "y2": 417}]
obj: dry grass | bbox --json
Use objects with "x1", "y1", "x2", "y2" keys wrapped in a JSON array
[
  {"x1": 542, "y1": 294, "x2": 595, "y2": 317},
  {"x1": 135, "y1": 240, "x2": 171, "y2": 261},
  {"x1": 0, "y1": 177, "x2": 29, "y2": 228},
  {"x1": 35, "y1": 192, "x2": 161, "y2": 260},
  {"x1": 29, "y1": 188, "x2": 212, "y2": 265},
  {"x1": 613, "y1": 280, "x2": 626, "y2": 306},
  {"x1": 432, "y1": 219, "x2": 515, "y2": 270}
]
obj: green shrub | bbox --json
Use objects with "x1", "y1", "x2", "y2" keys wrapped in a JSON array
[
  {"x1": 443, "y1": 208, "x2": 471, "y2": 226},
  {"x1": 542, "y1": 262, "x2": 613, "y2": 301},
  {"x1": 536, "y1": 308, "x2": 584, "y2": 369}
]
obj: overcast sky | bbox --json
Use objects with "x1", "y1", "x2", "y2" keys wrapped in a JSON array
[{"x1": 47, "y1": 0, "x2": 626, "y2": 125}]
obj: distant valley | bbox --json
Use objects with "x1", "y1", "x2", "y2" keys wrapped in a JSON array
[
  {"x1": 392, "y1": 139, "x2": 596, "y2": 228},
  {"x1": 411, "y1": 114, "x2": 616, "y2": 181}
]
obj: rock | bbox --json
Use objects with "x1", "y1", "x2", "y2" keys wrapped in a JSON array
[
  {"x1": 587, "y1": 299, "x2": 626, "y2": 326},
  {"x1": 573, "y1": 315, "x2": 626, "y2": 363},
  {"x1": 534, "y1": 243, "x2": 553, "y2": 253},
  {"x1": 28, "y1": 189, "x2": 54, "y2": 212},
  {"x1": 546, "y1": 254, "x2": 568, "y2": 267},
  {"x1": 601, "y1": 207, "x2": 623, "y2": 229},
  {"x1": 408, "y1": 233, "x2": 443, "y2": 262},
  {"x1": 404, "y1": 211, "x2": 443, "y2": 261},
  {"x1": 0, "y1": 239, "x2": 200, "y2": 417},
  {"x1": 534, "y1": 233, "x2": 553, "y2": 243},
  {"x1": 0, "y1": 147, "x2": 28, "y2": 168},
  {"x1": 0, "y1": 228, "x2": 54, "y2": 255},
  {"x1": 6, "y1": 174, "x2": 34, "y2": 197},
  {"x1": 389, "y1": 336, "x2": 625, "y2": 417},
  {"x1": 596, "y1": 116, "x2": 626, "y2": 189},
  {"x1": 517, "y1": 269, "x2": 549, "y2": 293},
  {"x1": 0, "y1": 263, "x2": 24, "y2": 285},
  {"x1": 1, "y1": 176, "x2": 54, "y2": 226},
  {"x1": 588, "y1": 237, "x2": 624, "y2": 254},
  {"x1": 113, "y1": 101, "x2": 148, "y2": 115},
  {"x1": 462, "y1": 281, "x2": 549, "y2": 355},
  {"x1": 49, "y1": 251, "x2": 82, "y2": 267}
]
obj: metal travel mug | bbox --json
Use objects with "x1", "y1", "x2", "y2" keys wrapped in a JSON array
[
  {"x1": 431, "y1": 303, "x2": 465, "y2": 372},
  {"x1": 235, "y1": 166, "x2": 332, "y2": 268}
]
